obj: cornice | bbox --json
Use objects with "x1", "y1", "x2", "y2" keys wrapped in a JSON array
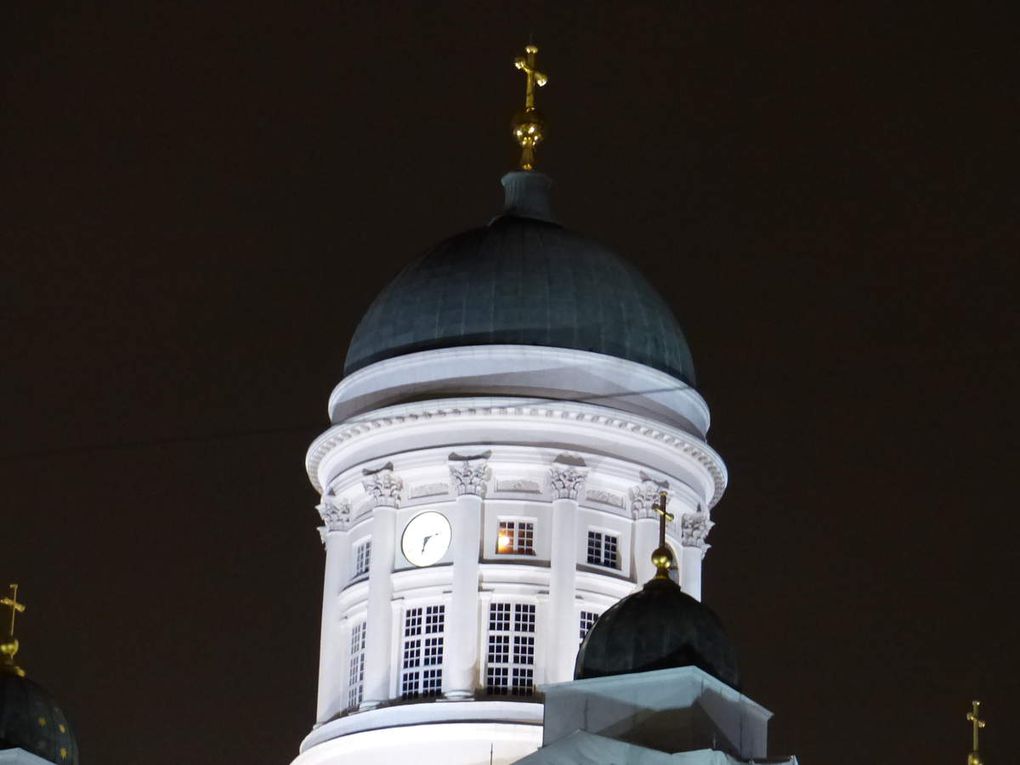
[{"x1": 306, "y1": 399, "x2": 728, "y2": 507}]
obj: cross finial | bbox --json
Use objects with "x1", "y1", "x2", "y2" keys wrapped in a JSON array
[
  {"x1": 651, "y1": 491, "x2": 675, "y2": 579},
  {"x1": 1, "y1": 584, "x2": 25, "y2": 639},
  {"x1": 511, "y1": 44, "x2": 549, "y2": 171},
  {"x1": 966, "y1": 700, "x2": 986, "y2": 765},
  {"x1": 1, "y1": 584, "x2": 27, "y2": 677}
]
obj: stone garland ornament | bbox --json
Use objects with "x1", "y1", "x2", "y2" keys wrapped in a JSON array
[
  {"x1": 361, "y1": 462, "x2": 403, "y2": 508},
  {"x1": 448, "y1": 451, "x2": 492, "y2": 497}
]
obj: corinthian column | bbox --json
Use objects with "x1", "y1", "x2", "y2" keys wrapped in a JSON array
[
  {"x1": 547, "y1": 456, "x2": 587, "y2": 683},
  {"x1": 630, "y1": 473, "x2": 669, "y2": 583},
  {"x1": 315, "y1": 497, "x2": 351, "y2": 723},
  {"x1": 443, "y1": 451, "x2": 490, "y2": 699},
  {"x1": 360, "y1": 463, "x2": 402, "y2": 708},
  {"x1": 680, "y1": 509, "x2": 713, "y2": 601}
]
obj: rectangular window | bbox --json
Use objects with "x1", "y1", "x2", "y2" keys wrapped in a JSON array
[
  {"x1": 586, "y1": 530, "x2": 619, "y2": 569},
  {"x1": 496, "y1": 520, "x2": 535, "y2": 556},
  {"x1": 400, "y1": 605, "x2": 445, "y2": 699},
  {"x1": 347, "y1": 622, "x2": 366, "y2": 709},
  {"x1": 353, "y1": 538, "x2": 371, "y2": 578},
  {"x1": 579, "y1": 610, "x2": 599, "y2": 642},
  {"x1": 486, "y1": 602, "x2": 536, "y2": 696}
]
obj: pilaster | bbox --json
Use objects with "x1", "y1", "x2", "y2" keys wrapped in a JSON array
[
  {"x1": 680, "y1": 510, "x2": 712, "y2": 601},
  {"x1": 316, "y1": 497, "x2": 351, "y2": 722},
  {"x1": 444, "y1": 452, "x2": 490, "y2": 698},
  {"x1": 629, "y1": 474, "x2": 669, "y2": 584},
  {"x1": 360, "y1": 464, "x2": 402, "y2": 708},
  {"x1": 547, "y1": 456, "x2": 587, "y2": 683}
]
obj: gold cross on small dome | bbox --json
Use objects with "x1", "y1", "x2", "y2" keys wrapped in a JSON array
[
  {"x1": 1, "y1": 583, "x2": 27, "y2": 676},
  {"x1": 966, "y1": 700, "x2": 986, "y2": 765},
  {"x1": 1, "y1": 583, "x2": 25, "y2": 636},
  {"x1": 511, "y1": 44, "x2": 549, "y2": 171},
  {"x1": 651, "y1": 491, "x2": 675, "y2": 578}
]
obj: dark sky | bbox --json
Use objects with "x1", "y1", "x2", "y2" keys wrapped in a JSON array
[{"x1": 3, "y1": 3, "x2": 1018, "y2": 764}]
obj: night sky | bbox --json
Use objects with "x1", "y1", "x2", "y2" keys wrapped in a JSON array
[{"x1": 3, "y1": 3, "x2": 1018, "y2": 764}]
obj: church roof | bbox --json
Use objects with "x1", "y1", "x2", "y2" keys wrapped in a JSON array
[
  {"x1": 0, "y1": 673, "x2": 78, "y2": 765},
  {"x1": 343, "y1": 172, "x2": 696, "y2": 384},
  {"x1": 574, "y1": 575, "x2": 740, "y2": 689}
]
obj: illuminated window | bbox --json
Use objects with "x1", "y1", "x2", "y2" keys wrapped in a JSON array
[
  {"x1": 353, "y1": 538, "x2": 371, "y2": 579},
  {"x1": 486, "y1": 602, "x2": 536, "y2": 696},
  {"x1": 579, "y1": 610, "x2": 599, "y2": 642},
  {"x1": 586, "y1": 531, "x2": 619, "y2": 569},
  {"x1": 347, "y1": 622, "x2": 366, "y2": 709},
  {"x1": 400, "y1": 605, "x2": 445, "y2": 699},
  {"x1": 496, "y1": 520, "x2": 535, "y2": 555}
]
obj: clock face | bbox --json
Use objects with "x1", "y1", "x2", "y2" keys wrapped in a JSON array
[{"x1": 400, "y1": 511, "x2": 452, "y2": 567}]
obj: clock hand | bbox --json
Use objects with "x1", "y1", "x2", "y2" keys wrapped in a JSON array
[{"x1": 421, "y1": 533, "x2": 434, "y2": 553}]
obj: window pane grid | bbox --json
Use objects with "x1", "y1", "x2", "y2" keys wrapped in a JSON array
[
  {"x1": 354, "y1": 539, "x2": 371, "y2": 578},
  {"x1": 579, "y1": 610, "x2": 599, "y2": 642},
  {"x1": 496, "y1": 520, "x2": 535, "y2": 555},
  {"x1": 400, "y1": 605, "x2": 445, "y2": 699},
  {"x1": 486, "y1": 602, "x2": 536, "y2": 697},
  {"x1": 347, "y1": 622, "x2": 366, "y2": 709},
  {"x1": 586, "y1": 530, "x2": 619, "y2": 569}
]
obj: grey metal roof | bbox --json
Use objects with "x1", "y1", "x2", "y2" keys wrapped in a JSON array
[
  {"x1": 574, "y1": 576, "x2": 739, "y2": 689},
  {"x1": 344, "y1": 210, "x2": 696, "y2": 383},
  {"x1": 0, "y1": 673, "x2": 79, "y2": 765}
]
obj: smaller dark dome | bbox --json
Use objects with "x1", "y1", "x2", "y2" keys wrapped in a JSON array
[
  {"x1": 0, "y1": 672, "x2": 79, "y2": 765},
  {"x1": 574, "y1": 577, "x2": 739, "y2": 689}
]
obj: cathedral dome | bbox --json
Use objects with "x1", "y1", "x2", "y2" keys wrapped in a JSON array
[
  {"x1": 0, "y1": 672, "x2": 79, "y2": 765},
  {"x1": 344, "y1": 172, "x2": 696, "y2": 384},
  {"x1": 574, "y1": 575, "x2": 739, "y2": 689}
]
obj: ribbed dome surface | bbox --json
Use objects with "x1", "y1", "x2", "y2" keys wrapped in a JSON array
[
  {"x1": 344, "y1": 194, "x2": 696, "y2": 383},
  {"x1": 0, "y1": 673, "x2": 78, "y2": 765},
  {"x1": 574, "y1": 577, "x2": 739, "y2": 689}
]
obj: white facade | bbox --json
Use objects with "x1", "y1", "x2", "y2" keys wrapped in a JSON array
[{"x1": 293, "y1": 345, "x2": 727, "y2": 765}]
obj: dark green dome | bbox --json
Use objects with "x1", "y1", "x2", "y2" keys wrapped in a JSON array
[
  {"x1": 0, "y1": 672, "x2": 79, "y2": 765},
  {"x1": 344, "y1": 173, "x2": 696, "y2": 383},
  {"x1": 574, "y1": 576, "x2": 739, "y2": 689}
]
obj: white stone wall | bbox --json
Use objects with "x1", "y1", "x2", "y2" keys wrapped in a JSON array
[{"x1": 299, "y1": 346, "x2": 727, "y2": 763}]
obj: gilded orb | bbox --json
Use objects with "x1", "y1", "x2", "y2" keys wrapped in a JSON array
[{"x1": 651, "y1": 545, "x2": 674, "y2": 574}]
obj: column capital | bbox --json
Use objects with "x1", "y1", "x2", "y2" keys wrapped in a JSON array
[
  {"x1": 549, "y1": 455, "x2": 588, "y2": 500},
  {"x1": 629, "y1": 472, "x2": 669, "y2": 520},
  {"x1": 681, "y1": 511, "x2": 714, "y2": 552},
  {"x1": 362, "y1": 462, "x2": 403, "y2": 508},
  {"x1": 316, "y1": 497, "x2": 351, "y2": 541},
  {"x1": 448, "y1": 451, "x2": 492, "y2": 497}
]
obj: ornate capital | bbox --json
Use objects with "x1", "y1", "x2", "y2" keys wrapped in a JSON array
[
  {"x1": 362, "y1": 462, "x2": 403, "y2": 508},
  {"x1": 681, "y1": 511, "x2": 714, "y2": 551},
  {"x1": 630, "y1": 472, "x2": 669, "y2": 520},
  {"x1": 549, "y1": 455, "x2": 588, "y2": 500},
  {"x1": 317, "y1": 497, "x2": 351, "y2": 538},
  {"x1": 449, "y1": 451, "x2": 491, "y2": 497}
]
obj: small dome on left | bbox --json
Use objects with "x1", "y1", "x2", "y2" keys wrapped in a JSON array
[{"x1": 0, "y1": 673, "x2": 79, "y2": 765}]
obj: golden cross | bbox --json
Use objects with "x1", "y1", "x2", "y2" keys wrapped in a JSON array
[
  {"x1": 514, "y1": 45, "x2": 547, "y2": 112},
  {"x1": 967, "y1": 700, "x2": 986, "y2": 757},
  {"x1": 654, "y1": 491, "x2": 674, "y2": 548},
  {"x1": 648, "y1": 491, "x2": 677, "y2": 578},
  {"x1": 0, "y1": 584, "x2": 26, "y2": 638},
  {"x1": 511, "y1": 44, "x2": 549, "y2": 170}
]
